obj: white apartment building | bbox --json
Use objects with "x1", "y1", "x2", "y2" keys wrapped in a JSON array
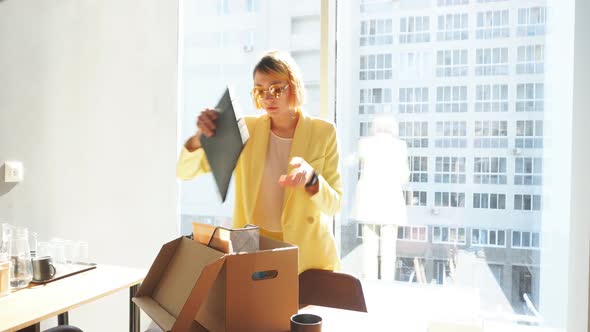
[{"x1": 337, "y1": 0, "x2": 546, "y2": 316}]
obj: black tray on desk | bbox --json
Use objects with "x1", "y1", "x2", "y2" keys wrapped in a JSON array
[{"x1": 30, "y1": 263, "x2": 97, "y2": 285}]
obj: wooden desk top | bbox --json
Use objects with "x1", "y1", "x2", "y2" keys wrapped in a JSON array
[
  {"x1": 299, "y1": 305, "x2": 385, "y2": 331},
  {"x1": 0, "y1": 264, "x2": 145, "y2": 332}
]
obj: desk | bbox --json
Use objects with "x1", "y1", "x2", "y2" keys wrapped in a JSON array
[
  {"x1": 0, "y1": 265, "x2": 145, "y2": 332},
  {"x1": 299, "y1": 305, "x2": 391, "y2": 331}
]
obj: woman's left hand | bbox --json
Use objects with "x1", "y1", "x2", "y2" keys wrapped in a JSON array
[{"x1": 279, "y1": 157, "x2": 314, "y2": 188}]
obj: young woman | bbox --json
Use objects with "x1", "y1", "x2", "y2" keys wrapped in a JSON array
[{"x1": 177, "y1": 50, "x2": 342, "y2": 273}]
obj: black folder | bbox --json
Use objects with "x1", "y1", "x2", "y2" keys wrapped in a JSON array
[{"x1": 200, "y1": 87, "x2": 250, "y2": 202}]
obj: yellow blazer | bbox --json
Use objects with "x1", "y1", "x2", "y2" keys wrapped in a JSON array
[{"x1": 177, "y1": 112, "x2": 342, "y2": 273}]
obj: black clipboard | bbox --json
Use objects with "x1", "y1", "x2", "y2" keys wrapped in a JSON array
[{"x1": 200, "y1": 86, "x2": 250, "y2": 202}]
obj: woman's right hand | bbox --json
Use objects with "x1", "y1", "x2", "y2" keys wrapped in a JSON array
[{"x1": 185, "y1": 108, "x2": 218, "y2": 151}]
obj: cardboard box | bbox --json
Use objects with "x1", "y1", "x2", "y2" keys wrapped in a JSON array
[{"x1": 133, "y1": 236, "x2": 298, "y2": 332}]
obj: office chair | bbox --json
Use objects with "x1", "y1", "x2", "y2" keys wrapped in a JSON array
[{"x1": 298, "y1": 269, "x2": 368, "y2": 312}]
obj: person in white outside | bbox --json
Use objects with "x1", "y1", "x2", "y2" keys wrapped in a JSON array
[{"x1": 352, "y1": 115, "x2": 409, "y2": 281}]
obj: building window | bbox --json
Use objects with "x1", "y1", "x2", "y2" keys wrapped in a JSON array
[
  {"x1": 437, "y1": 13, "x2": 468, "y2": 41},
  {"x1": 433, "y1": 226, "x2": 466, "y2": 244},
  {"x1": 359, "y1": 88, "x2": 393, "y2": 114},
  {"x1": 403, "y1": 190, "x2": 427, "y2": 206},
  {"x1": 400, "y1": 121, "x2": 429, "y2": 148},
  {"x1": 246, "y1": 0, "x2": 257, "y2": 12},
  {"x1": 360, "y1": 0, "x2": 393, "y2": 14},
  {"x1": 399, "y1": 87, "x2": 429, "y2": 113},
  {"x1": 399, "y1": 52, "x2": 430, "y2": 78},
  {"x1": 435, "y1": 121, "x2": 467, "y2": 148},
  {"x1": 357, "y1": 223, "x2": 381, "y2": 239},
  {"x1": 436, "y1": 86, "x2": 467, "y2": 113},
  {"x1": 438, "y1": 0, "x2": 468, "y2": 5},
  {"x1": 476, "y1": 10, "x2": 509, "y2": 39},
  {"x1": 514, "y1": 194, "x2": 542, "y2": 211},
  {"x1": 516, "y1": 120, "x2": 543, "y2": 149},
  {"x1": 397, "y1": 226, "x2": 428, "y2": 242},
  {"x1": 400, "y1": 16, "x2": 430, "y2": 43},
  {"x1": 473, "y1": 193, "x2": 507, "y2": 209},
  {"x1": 360, "y1": 19, "x2": 393, "y2": 46},
  {"x1": 516, "y1": 83, "x2": 544, "y2": 112},
  {"x1": 409, "y1": 156, "x2": 428, "y2": 183},
  {"x1": 435, "y1": 192, "x2": 466, "y2": 208},
  {"x1": 435, "y1": 157, "x2": 466, "y2": 184},
  {"x1": 475, "y1": 84, "x2": 508, "y2": 112},
  {"x1": 360, "y1": 54, "x2": 393, "y2": 80},
  {"x1": 474, "y1": 157, "x2": 507, "y2": 184},
  {"x1": 515, "y1": 157, "x2": 543, "y2": 185},
  {"x1": 475, "y1": 48, "x2": 509, "y2": 76},
  {"x1": 517, "y1": 7, "x2": 546, "y2": 37},
  {"x1": 517, "y1": 45, "x2": 544, "y2": 74},
  {"x1": 474, "y1": 120, "x2": 508, "y2": 148},
  {"x1": 472, "y1": 229, "x2": 506, "y2": 247},
  {"x1": 436, "y1": 49, "x2": 468, "y2": 77},
  {"x1": 359, "y1": 121, "x2": 374, "y2": 137},
  {"x1": 512, "y1": 231, "x2": 540, "y2": 249}
]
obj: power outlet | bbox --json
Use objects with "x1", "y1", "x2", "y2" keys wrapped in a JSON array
[{"x1": 4, "y1": 161, "x2": 24, "y2": 183}]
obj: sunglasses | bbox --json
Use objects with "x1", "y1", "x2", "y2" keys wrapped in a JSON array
[{"x1": 251, "y1": 84, "x2": 289, "y2": 100}]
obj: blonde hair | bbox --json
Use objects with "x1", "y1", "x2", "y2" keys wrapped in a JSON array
[{"x1": 252, "y1": 50, "x2": 306, "y2": 110}]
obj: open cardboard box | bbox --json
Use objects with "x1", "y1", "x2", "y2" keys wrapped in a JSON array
[{"x1": 133, "y1": 236, "x2": 298, "y2": 332}]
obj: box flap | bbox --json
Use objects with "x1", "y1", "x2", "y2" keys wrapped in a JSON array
[
  {"x1": 136, "y1": 237, "x2": 183, "y2": 298},
  {"x1": 173, "y1": 258, "x2": 225, "y2": 332},
  {"x1": 150, "y1": 237, "x2": 224, "y2": 318},
  {"x1": 133, "y1": 296, "x2": 176, "y2": 331},
  {"x1": 258, "y1": 235, "x2": 297, "y2": 251}
]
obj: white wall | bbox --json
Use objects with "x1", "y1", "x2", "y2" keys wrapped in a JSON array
[{"x1": 0, "y1": 1, "x2": 179, "y2": 331}]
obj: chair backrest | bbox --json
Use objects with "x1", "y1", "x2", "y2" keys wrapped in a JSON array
[{"x1": 298, "y1": 269, "x2": 368, "y2": 312}]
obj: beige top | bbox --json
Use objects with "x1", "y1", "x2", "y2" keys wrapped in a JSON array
[{"x1": 253, "y1": 131, "x2": 293, "y2": 232}]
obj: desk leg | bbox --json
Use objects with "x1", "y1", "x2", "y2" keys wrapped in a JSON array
[
  {"x1": 130, "y1": 284, "x2": 140, "y2": 332},
  {"x1": 58, "y1": 312, "x2": 69, "y2": 325}
]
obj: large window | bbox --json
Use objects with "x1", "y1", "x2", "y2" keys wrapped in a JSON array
[{"x1": 180, "y1": 1, "x2": 588, "y2": 330}]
